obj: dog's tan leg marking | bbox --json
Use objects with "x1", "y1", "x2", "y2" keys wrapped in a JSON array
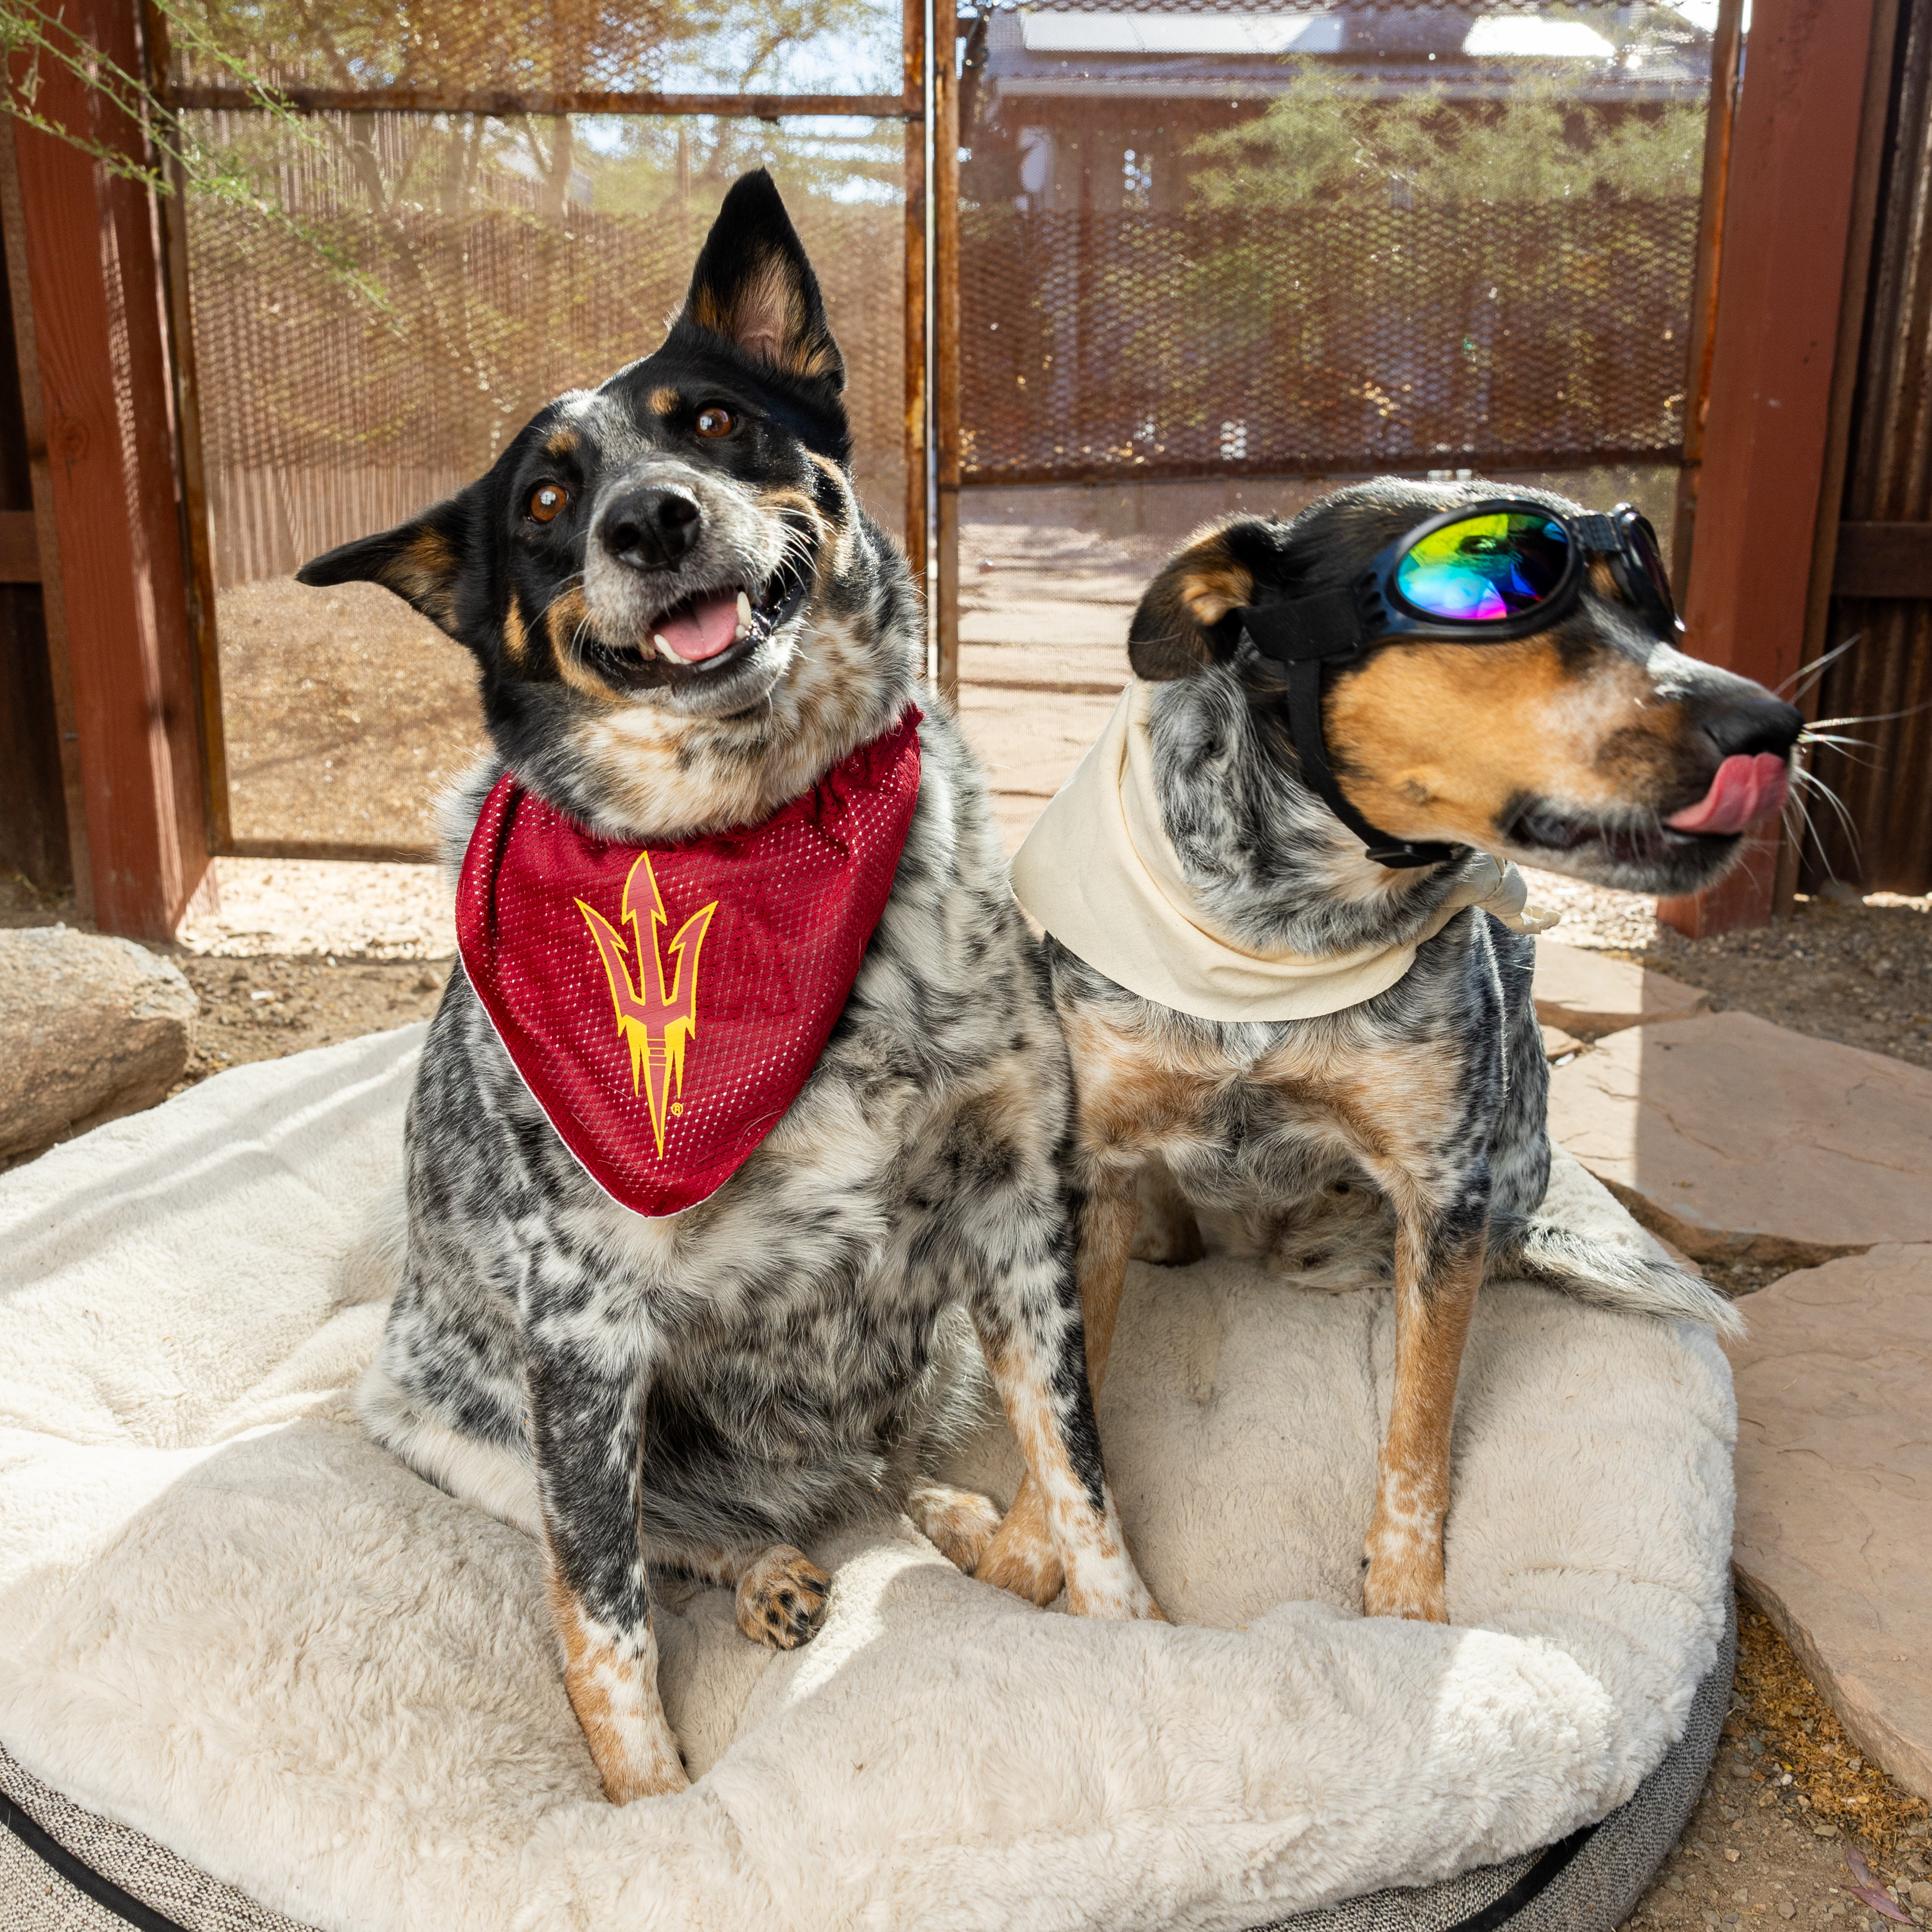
[
  {"x1": 546, "y1": 1570, "x2": 688, "y2": 1803},
  {"x1": 970, "y1": 1478, "x2": 1059, "y2": 1605},
  {"x1": 976, "y1": 1179, "x2": 1147, "y2": 1612},
  {"x1": 731, "y1": 1545, "x2": 832, "y2": 1650},
  {"x1": 979, "y1": 1329, "x2": 1163, "y2": 1621},
  {"x1": 1362, "y1": 1225, "x2": 1484, "y2": 1623},
  {"x1": 904, "y1": 1483, "x2": 1003, "y2": 1573}
]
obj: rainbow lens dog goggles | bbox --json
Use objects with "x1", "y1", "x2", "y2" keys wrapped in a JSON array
[{"x1": 1236, "y1": 499, "x2": 1681, "y2": 868}]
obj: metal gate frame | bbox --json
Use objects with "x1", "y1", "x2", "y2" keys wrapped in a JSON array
[
  {"x1": 925, "y1": 0, "x2": 1748, "y2": 723},
  {"x1": 145, "y1": 0, "x2": 936, "y2": 865}
]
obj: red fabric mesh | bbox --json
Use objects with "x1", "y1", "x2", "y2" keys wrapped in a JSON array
[{"x1": 456, "y1": 708, "x2": 922, "y2": 1217}]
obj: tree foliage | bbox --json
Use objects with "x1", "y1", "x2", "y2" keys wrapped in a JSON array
[{"x1": 1187, "y1": 68, "x2": 1708, "y2": 210}]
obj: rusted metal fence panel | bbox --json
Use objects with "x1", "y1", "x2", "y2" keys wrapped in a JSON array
[
  {"x1": 958, "y1": 198, "x2": 1699, "y2": 488},
  {"x1": 150, "y1": 0, "x2": 922, "y2": 864},
  {"x1": 182, "y1": 118, "x2": 908, "y2": 586}
]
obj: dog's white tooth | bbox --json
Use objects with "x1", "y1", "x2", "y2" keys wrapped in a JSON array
[
  {"x1": 736, "y1": 590, "x2": 752, "y2": 629},
  {"x1": 653, "y1": 633, "x2": 681, "y2": 663}
]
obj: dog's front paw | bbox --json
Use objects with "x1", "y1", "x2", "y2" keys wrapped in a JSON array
[
  {"x1": 734, "y1": 1546, "x2": 831, "y2": 1650},
  {"x1": 975, "y1": 1482, "x2": 1066, "y2": 1607},
  {"x1": 905, "y1": 1482, "x2": 1003, "y2": 1573},
  {"x1": 1361, "y1": 1526, "x2": 1448, "y2": 1623}
]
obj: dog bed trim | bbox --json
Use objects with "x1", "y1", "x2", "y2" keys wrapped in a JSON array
[
  {"x1": 0, "y1": 1781, "x2": 1594, "y2": 1932},
  {"x1": 2, "y1": 1785, "x2": 191, "y2": 1932}
]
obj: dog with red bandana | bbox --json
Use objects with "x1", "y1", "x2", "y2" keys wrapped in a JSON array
[{"x1": 299, "y1": 170, "x2": 1158, "y2": 1804}]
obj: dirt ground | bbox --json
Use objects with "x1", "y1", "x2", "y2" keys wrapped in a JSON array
[
  {"x1": 1621, "y1": 1605, "x2": 1930, "y2": 1931},
  {"x1": 214, "y1": 576, "x2": 485, "y2": 851},
  {"x1": 171, "y1": 951, "x2": 451, "y2": 1091}
]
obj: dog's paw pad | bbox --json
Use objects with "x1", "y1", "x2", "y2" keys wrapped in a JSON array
[
  {"x1": 735, "y1": 1547, "x2": 830, "y2": 1650},
  {"x1": 904, "y1": 1483, "x2": 1003, "y2": 1574}
]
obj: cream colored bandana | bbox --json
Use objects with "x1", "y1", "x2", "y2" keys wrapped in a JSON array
[{"x1": 1009, "y1": 681, "x2": 1559, "y2": 1023}]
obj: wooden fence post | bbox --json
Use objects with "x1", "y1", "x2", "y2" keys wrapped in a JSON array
[
  {"x1": 6, "y1": 0, "x2": 210, "y2": 940},
  {"x1": 1658, "y1": 0, "x2": 1883, "y2": 937}
]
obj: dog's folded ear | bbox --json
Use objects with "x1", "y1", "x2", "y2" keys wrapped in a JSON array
[
  {"x1": 1127, "y1": 522, "x2": 1259, "y2": 681},
  {"x1": 296, "y1": 495, "x2": 473, "y2": 639},
  {"x1": 680, "y1": 168, "x2": 845, "y2": 392}
]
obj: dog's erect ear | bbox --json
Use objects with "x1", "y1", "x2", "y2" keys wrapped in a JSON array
[
  {"x1": 1127, "y1": 522, "x2": 1257, "y2": 681},
  {"x1": 681, "y1": 169, "x2": 845, "y2": 390},
  {"x1": 296, "y1": 495, "x2": 472, "y2": 639}
]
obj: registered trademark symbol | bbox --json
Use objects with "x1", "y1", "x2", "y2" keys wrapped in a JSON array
[{"x1": 671, "y1": 1102, "x2": 683, "y2": 1115}]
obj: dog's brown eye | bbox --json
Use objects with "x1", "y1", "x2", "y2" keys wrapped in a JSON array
[
  {"x1": 695, "y1": 406, "x2": 734, "y2": 439},
  {"x1": 528, "y1": 483, "x2": 568, "y2": 523}
]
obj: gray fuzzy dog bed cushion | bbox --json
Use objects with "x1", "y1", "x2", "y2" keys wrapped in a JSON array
[{"x1": 0, "y1": 1028, "x2": 1734, "y2": 1932}]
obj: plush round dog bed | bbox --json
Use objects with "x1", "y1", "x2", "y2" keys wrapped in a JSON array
[{"x1": 0, "y1": 1028, "x2": 1734, "y2": 1932}]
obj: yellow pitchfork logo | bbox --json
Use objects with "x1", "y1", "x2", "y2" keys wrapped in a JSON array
[{"x1": 577, "y1": 852, "x2": 718, "y2": 1158}]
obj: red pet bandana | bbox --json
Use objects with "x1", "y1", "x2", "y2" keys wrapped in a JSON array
[{"x1": 456, "y1": 709, "x2": 922, "y2": 1218}]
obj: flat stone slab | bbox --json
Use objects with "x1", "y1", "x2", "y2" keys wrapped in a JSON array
[
  {"x1": 1547, "y1": 1010, "x2": 1932, "y2": 1265},
  {"x1": 1532, "y1": 938, "x2": 1711, "y2": 1038},
  {"x1": 1727, "y1": 1244, "x2": 1932, "y2": 1803},
  {"x1": 0, "y1": 926, "x2": 197, "y2": 1160}
]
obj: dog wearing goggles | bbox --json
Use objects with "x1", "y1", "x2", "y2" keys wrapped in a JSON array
[{"x1": 981, "y1": 477, "x2": 1801, "y2": 1623}]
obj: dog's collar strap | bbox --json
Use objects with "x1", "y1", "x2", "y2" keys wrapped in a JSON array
[
  {"x1": 1238, "y1": 599, "x2": 1456, "y2": 870},
  {"x1": 455, "y1": 707, "x2": 922, "y2": 1219}
]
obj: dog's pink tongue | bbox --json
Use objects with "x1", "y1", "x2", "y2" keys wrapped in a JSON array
[
  {"x1": 655, "y1": 590, "x2": 741, "y2": 663},
  {"x1": 1666, "y1": 752, "x2": 1791, "y2": 834}
]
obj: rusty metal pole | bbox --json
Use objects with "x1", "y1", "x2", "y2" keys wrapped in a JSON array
[
  {"x1": 901, "y1": 0, "x2": 927, "y2": 617},
  {"x1": 142, "y1": 0, "x2": 232, "y2": 857},
  {"x1": 1772, "y1": 0, "x2": 1904, "y2": 914},
  {"x1": 0, "y1": 124, "x2": 89, "y2": 912},
  {"x1": 932, "y1": 14, "x2": 960, "y2": 707},
  {"x1": 1668, "y1": 0, "x2": 1744, "y2": 604}
]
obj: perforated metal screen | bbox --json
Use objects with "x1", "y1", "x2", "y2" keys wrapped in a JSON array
[
  {"x1": 945, "y1": 0, "x2": 1716, "y2": 849},
  {"x1": 958, "y1": 198, "x2": 1698, "y2": 485},
  {"x1": 184, "y1": 114, "x2": 907, "y2": 586},
  {"x1": 166, "y1": 0, "x2": 904, "y2": 97},
  {"x1": 955, "y1": 0, "x2": 1711, "y2": 487},
  {"x1": 168, "y1": 59, "x2": 910, "y2": 854}
]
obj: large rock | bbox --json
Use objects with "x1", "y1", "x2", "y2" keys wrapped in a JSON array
[
  {"x1": 1531, "y1": 938, "x2": 1711, "y2": 1038},
  {"x1": 1727, "y1": 1245, "x2": 1932, "y2": 1802},
  {"x1": 1546, "y1": 1010, "x2": 1932, "y2": 1265},
  {"x1": 0, "y1": 926, "x2": 197, "y2": 1159}
]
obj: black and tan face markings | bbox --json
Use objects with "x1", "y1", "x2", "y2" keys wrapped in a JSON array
[{"x1": 1321, "y1": 628, "x2": 1696, "y2": 848}]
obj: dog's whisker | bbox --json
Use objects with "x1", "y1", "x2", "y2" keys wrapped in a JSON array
[
  {"x1": 1791, "y1": 766, "x2": 1863, "y2": 852},
  {"x1": 1805, "y1": 701, "x2": 1932, "y2": 729},
  {"x1": 1778, "y1": 632, "x2": 1861, "y2": 698}
]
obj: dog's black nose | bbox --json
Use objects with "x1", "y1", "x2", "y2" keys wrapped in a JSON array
[
  {"x1": 1694, "y1": 686, "x2": 1805, "y2": 762},
  {"x1": 599, "y1": 487, "x2": 701, "y2": 571}
]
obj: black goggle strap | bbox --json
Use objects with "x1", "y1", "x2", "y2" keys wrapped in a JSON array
[{"x1": 1237, "y1": 595, "x2": 1456, "y2": 871}]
